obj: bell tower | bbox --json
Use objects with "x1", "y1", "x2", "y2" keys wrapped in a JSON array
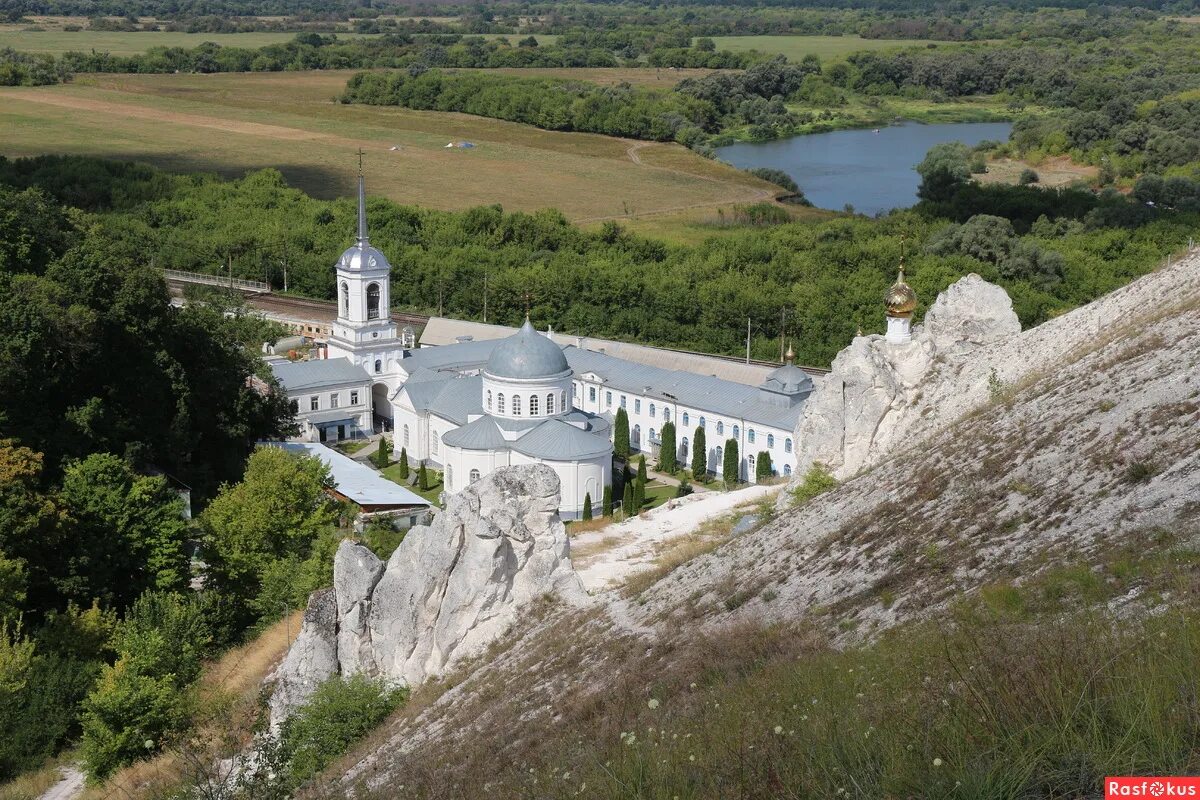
[{"x1": 326, "y1": 164, "x2": 401, "y2": 376}]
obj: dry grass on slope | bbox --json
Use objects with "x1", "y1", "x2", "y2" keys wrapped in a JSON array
[
  {"x1": 306, "y1": 285, "x2": 1200, "y2": 799},
  {"x1": 77, "y1": 611, "x2": 302, "y2": 800},
  {"x1": 635, "y1": 291, "x2": 1200, "y2": 640}
]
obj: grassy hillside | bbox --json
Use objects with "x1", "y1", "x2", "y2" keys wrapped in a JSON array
[
  {"x1": 0, "y1": 29, "x2": 308, "y2": 54},
  {"x1": 0, "y1": 71, "x2": 773, "y2": 230},
  {"x1": 304, "y1": 258, "x2": 1200, "y2": 799}
]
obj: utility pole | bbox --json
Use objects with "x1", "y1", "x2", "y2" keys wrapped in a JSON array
[
  {"x1": 482, "y1": 270, "x2": 488, "y2": 322},
  {"x1": 282, "y1": 238, "x2": 289, "y2": 293},
  {"x1": 746, "y1": 317, "x2": 751, "y2": 364},
  {"x1": 227, "y1": 252, "x2": 233, "y2": 290}
]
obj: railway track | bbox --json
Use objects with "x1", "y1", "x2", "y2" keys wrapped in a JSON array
[
  {"x1": 239, "y1": 290, "x2": 828, "y2": 375},
  {"x1": 246, "y1": 293, "x2": 430, "y2": 328}
]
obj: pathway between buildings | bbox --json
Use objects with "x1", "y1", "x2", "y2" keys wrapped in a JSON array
[{"x1": 572, "y1": 483, "x2": 782, "y2": 592}]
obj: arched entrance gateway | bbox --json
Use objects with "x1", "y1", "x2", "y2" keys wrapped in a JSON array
[{"x1": 372, "y1": 382, "x2": 392, "y2": 432}]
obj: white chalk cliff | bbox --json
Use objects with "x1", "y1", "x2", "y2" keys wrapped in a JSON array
[
  {"x1": 269, "y1": 463, "x2": 582, "y2": 726},
  {"x1": 791, "y1": 257, "x2": 1200, "y2": 482}
]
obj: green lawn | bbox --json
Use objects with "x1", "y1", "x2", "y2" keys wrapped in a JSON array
[
  {"x1": 702, "y1": 34, "x2": 942, "y2": 61},
  {"x1": 336, "y1": 438, "x2": 373, "y2": 455},
  {"x1": 641, "y1": 482, "x2": 676, "y2": 512},
  {"x1": 380, "y1": 461, "x2": 443, "y2": 505}
]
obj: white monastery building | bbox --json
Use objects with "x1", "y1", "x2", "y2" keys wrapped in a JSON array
[{"x1": 269, "y1": 176, "x2": 927, "y2": 519}]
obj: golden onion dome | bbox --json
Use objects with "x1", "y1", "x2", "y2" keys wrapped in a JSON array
[{"x1": 885, "y1": 263, "x2": 917, "y2": 317}]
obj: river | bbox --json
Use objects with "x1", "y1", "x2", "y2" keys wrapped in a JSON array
[{"x1": 716, "y1": 121, "x2": 1013, "y2": 216}]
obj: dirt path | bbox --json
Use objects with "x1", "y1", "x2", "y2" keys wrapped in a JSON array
[
  {"x1": 572, "y1": 484, "x2": 781, "y2": 592},
  {"x1": 38, "y1": 765, "x2": 85, "y2": 800}
]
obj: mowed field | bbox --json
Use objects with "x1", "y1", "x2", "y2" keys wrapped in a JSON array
[
  {"x1": 704, "y1": 34, "x2": 940, "y2": 60},
  {"x1": 0, "y1": 28, "x2": 313, "y2": 54},
  {"x1": 0, "y1": 70, "x2": 777, "y2": 223}
]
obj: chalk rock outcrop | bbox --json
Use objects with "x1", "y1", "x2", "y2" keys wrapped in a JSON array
[
  {"x1": 268, "y1": 464, "x2": 582, "y2": 726},
  {"x1": 792, "y1": 273, "x2": 1020, "y2": 481}
]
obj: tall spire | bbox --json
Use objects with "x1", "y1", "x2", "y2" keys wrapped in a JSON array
[{"x1": 356, "y1": 150, "x2": 368, "y2": 246}]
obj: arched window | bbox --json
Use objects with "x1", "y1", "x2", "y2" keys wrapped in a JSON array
[
  {"x1": 486, "y1": 390, "x2": 492, "y2": 411},
  {"x1": 715, "y1": 445, "x2": 723, "y2": 464},
  {"x1": 546, "y1": 393, "x2": 555, "y2": 414},
  {"x1": 633, "y1": 424, "x2": 641, "y2": 446},
  {"x1": 749, "y1": 454, "x2": 756, "y2": 471},
  {"x1": 445, "y1": 465, "x2": 452, "y2": 491},
  {"x1": 512, "y1": 395, "x2": 522, "y2": 416},
  {"x1": 403, "y1": 425, "x2": 410, "y2": 446},
  {"x1": 340, "y1": 281, "x2": 348, "y2": 317},
  {"x1": 683, "y1": 412, "x2": 690, "y2": 427},
  {"x1": 432, "y1": 433, "x2": 440, "y2": 455},
  {"x1": 663, "y1": 408, "x2": 671, "y2": 422},
  {"x1": 748, "y1": 428, "x2": 756, "y2": 444},
  {"x1": 497, "y1": 394, "x2": 505, "y2": 414},
  {"x1": 470, "y1": 469, "x2": 480, "y2": 483},
  {"x1": 733, "y1": 425, "x2": 740, "y2": 440},
  {"x1": 682, "y1": 436, "x2": 689, "y2": 454},
  {"x1": 561, "y1": 391, "x2": 567, "y2": 411},
  {"x1": 529, "y1": 395, "x2": 539, "y2": 416},
  {"x1": 374, "y1": 359, "x2": 382, "y2": 374},
  {"x1": 649, "y1": 403, "x2": 656, "y2": 418},
  {"x1": 784, "y1": 464, "x2": 793, "y2": 476},
  {"x1": 649, "y1": 428, "x2": 656, "y2": 444},
  {"x1": 767, "y1": 434, "x2": 775, "y2": 448},
  {"x1": 367, "y1": 282, "x2": 381, "y2": 320},
  {"x1": 785, "y1": 438, "x2": 793, "y2": 453},
  {"x1": 698, "y1": 416, "x2": 706, "y2": 429},
  {"x1": 716, "y1": 421, "x2": 724, "y2": 436}
]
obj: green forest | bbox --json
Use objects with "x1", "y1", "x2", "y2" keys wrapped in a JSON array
[{"x1": 2, "y1": 153, "x2": 1194, "y2": 371}]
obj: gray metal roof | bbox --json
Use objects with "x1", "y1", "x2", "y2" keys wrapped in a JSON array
[
  {"x1": 418, "y1": 317, "x2": 811, "y2": 385},
  {"x1": 484, "y1": 318, "x2": 570, "y2": 380},
  {"x1": 305, "y1": 409, "x2": 360, "y2": 425},
  {"x1": 441, "y1": 417, "x2": 509, "y2": 450},
  {"x1": 564, "y1": 347, "x2": 810, "y2": 431},
  {"x1": 762, "y1": 363, "x2": 815, "y2": 395},
  {"x1": 400, "y1": 373, "x2": 483, "y2": 425},
  {"x1": 398, "y1": 338, "x2": 499, "y2": 376},
  {"x1": 336, "y1": 242, "x2": 392, "y2": 274},
  {"x1": 271, "y1": 358, "x2": 371, "y2": 392},
  {"x1": 511, "y1": 418, "x2": 613, "y2": 460},
  {"x1": 263, "y1": 442, "x2": 428, "y2": 509}
]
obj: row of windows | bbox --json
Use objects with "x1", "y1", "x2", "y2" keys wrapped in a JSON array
[
  {"x1": 487, "y1": 390, "x2": 563, "y2": 416},
  {"x1": 304, "y1": 389, "x2": 361, "y2": 412},
  {"x1": 581, "y1": 383, "x2": 794, "y2": 454},
  {"x1": 677, "y1": 437, "x2": 795, "y2": 477}
]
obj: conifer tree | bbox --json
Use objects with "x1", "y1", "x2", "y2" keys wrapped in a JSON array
[
  {"x1": 622, "y1": 483, "x2": 634, "y2": 517},
  {"x1": 397, "y1": 447, "x2": 409, "y2": 480},
  {"x1": 658, "y1": 422, "x2": 677, "y2": 473},
  {"x1": 637, "y1": 454, "x2": 647, "y2": 486},
  {"x1": 418, "y1": 461, "x2": 428, "y2": 491},
  {"x1": 613, "y1": 407, "x2": 630, "y2": 458},
  {"x1": 691, "y1": 426, "x2": 707, "y2": 480},
  {"x1": 723, "y1": 438, "x2": 739, "y2": 486},
  {"x1": 373, "y1": 436, "x2": 391, "y2": 469},
  {"x1": 757, "y1": 450, "x2": 773, "y2": 480},
  {"x1": 602, "y1": 485, "x2": 612, "y2": 516},
  {"x1": 582, "y1": 493, "x2": 592, "y2": 521}
]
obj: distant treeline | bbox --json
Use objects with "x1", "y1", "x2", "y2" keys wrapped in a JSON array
[
  {"x1": 0, "y1": 32, "x2": 766, "y2": 85},
  {"x1": 342, "y1": 58, "x2": 838, "y2": 146},
  {"x1": 3, "y1": 154, "x2": 1194, "y2": 370}
]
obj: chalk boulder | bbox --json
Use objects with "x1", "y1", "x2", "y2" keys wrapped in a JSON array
[{"x1": 269, "y1": 464, "x2": 582, "y2": 727}]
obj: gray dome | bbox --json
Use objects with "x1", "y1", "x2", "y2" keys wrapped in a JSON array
[
  {"x1": 761, "y1": 363, "x2": 813, "y2": 395},
  {"x1": 485, "y1": 318, "x2": 570, "y2": 380},
  {"x1": 337, "y1": 243, "x2": 391, "y2": 273}
]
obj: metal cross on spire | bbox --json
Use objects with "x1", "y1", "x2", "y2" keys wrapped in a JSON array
[
  {"x1": 356, "y1": 150, "x2": 368, "y2": 245},
  {"x1": 523, "y1": 290, "x2": 532, "y2": 318}
]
